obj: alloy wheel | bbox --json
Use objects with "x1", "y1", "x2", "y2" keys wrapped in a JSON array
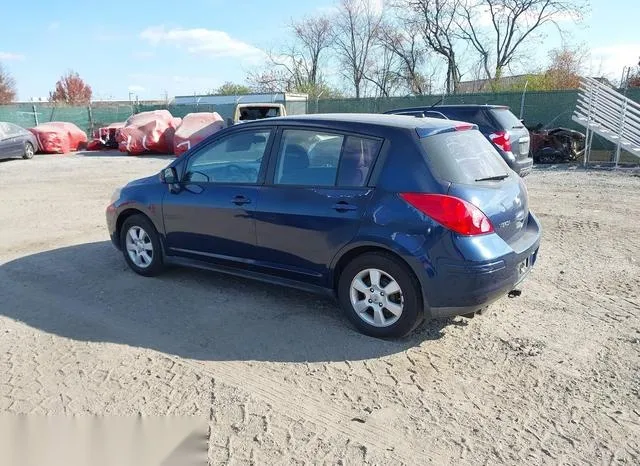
[
  {"x1": 125, "y1": 226, "x2": 154, "y2": 269},
  {"x1": 349, "y1": 268, "x2": 404, "y2": 327}
]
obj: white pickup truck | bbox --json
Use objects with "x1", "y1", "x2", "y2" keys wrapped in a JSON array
[{"x1": 231, "y1": 103, "x2": 286, "y2": 125}]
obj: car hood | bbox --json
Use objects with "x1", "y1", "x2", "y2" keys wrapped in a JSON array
[{"x1": 125, "y1": 174, "x2": 158, "y2": 188}]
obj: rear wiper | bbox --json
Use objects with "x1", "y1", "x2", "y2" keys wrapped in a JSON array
[{"x1": 475, "y1": 174, "x2": 509, "y2": 182}]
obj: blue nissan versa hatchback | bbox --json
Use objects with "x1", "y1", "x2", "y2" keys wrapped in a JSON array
[{"x1": 106, "y1": 114, "x2": 541, "y2": 338}]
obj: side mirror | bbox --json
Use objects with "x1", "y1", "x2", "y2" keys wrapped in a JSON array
[{"x1": 160, "y1": 167, "x2": 178, "y2": 184}]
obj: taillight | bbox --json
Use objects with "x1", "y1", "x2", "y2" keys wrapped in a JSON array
[
  {"x1": 489, "y1": 131, "x2": 512, "y2": 152},
  {"x1": 400, "y1": 193, "x2": 494, "y2": 236}
]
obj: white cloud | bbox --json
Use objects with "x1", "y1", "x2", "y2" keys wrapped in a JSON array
[
  {"x1": 139, "y1": 26, "x2": 266, "y2": 62},
  {"x1": 48, "y1": 21, "x2": 60, "y2": 31},
  {"x1": 590, "y1": 43, "x2": 640, "y2": 80},
  {"x1": 127, "y1": 85, "x2": 145, "y2": 92},
  {"x1": 0, "y1": 52, "x2": 24, "y2": 61}
]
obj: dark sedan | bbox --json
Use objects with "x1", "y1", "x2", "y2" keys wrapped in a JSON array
[{"x1": 0, "y1": 122, "x2": 38, "y2": 160}]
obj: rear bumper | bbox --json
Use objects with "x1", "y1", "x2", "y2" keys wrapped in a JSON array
[
  {"x1": 423, "y1": 212, "x2": 541, "y2": 319},
  {"x1": 499, "y1": 148, "x2": 533, "y2": 177},
  {"x1": 512, "y1": 156, "x2": 533, "y2": 177}
]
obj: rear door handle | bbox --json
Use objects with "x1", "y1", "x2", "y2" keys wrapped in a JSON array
[
  {"x1": 232, "y1": 195, "x2": 251, "y2": 205},
  {"x1": 332, "y1": 201, "x2": 358, "y2": 212}
]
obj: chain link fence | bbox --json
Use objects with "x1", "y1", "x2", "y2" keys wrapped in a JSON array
[{"x1": 1, "y1": 89, "x2": 639, "y2": 153}]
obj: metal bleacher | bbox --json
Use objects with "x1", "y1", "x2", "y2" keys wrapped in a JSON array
[{"x1": 572, "y1": 76, "x2": 640, "y2": 166}]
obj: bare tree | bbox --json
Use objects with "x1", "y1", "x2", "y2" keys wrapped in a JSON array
[
  {"x1": 290, "y1": 15, "x2": 335, "y2": 87},
  {"x1": 0, "y1": 64, "x2": 17, "y2": 104},
  {"x1": 250, "y1": 15, "x2": 334, "y2": 98},
  {"x1": 458, "y1": 0, "x2": 585, "y2": 84},
  {"x1": 333, "y1": 0, "x2": 383, "y2": 98},
  {"x1": 401, "y1": 0, "x2": 463, "y2": 94},
  {"x1": 377, "y1": 20, "x2": 431, "y2": 95},
  {"x1": 364, "y1": 44, "x2": 403, "y2": 97},
  {"x1": 246, "y1": 68, "x2": 292, "y2": 93}
]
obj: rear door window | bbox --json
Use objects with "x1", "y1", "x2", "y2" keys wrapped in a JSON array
[
  {"x1": 337, "y1": 136, "x2": 381, "y2": 187},
  {"x1": 421, "y1": 130, "x2": 511, "y2": 184},
  {"x1": 275, "y1": 130, "x2": 343, "y2": 186},
  {"x1": 274, "y1": 129, "x2": 381, "y2": 187}
]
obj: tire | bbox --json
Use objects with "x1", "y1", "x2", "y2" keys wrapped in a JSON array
[
  {"x1": 120, "y1": 214, "x2": 165, "y2": 277},
  {"x1": 337, "y1": 252, "x2": 423, "y2": 338},
  {"x1": 23, "y1": 142, "x2": 35, "y2": 159}
]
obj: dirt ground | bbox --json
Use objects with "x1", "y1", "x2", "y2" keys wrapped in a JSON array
[{"x1": 0, "y1": 151, "x2": 638, "y2": 465}]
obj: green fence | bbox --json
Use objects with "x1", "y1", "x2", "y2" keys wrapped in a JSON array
[
  {"x1": 318, "y1": 88, "x2": 640, "y2": 129},
  {"x1": 2, "y1": 89, "x2": 639, "y2": 152},
  {"x1": 0, "y1": 102, "x2": 135, "y2": 135}
]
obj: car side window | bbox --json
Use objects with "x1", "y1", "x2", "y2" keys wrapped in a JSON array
[
  {"x1": 275, "y1": 130, "x2": 344, "y2": 186},
  {"x1": 273, "y1": 129, "x2": 381, "y2": 188},
  {"x1": 4, "y1": 123, "x2": 26, "y2": 136},
  {"x1": 185, "y1": 129, "x2": 271, "y2": 184},
  {"x1": 336, "y1": 136, "x2": 382, "y2": 187}
]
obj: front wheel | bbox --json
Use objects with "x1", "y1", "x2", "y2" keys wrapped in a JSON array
[
  {"x1": 338, "y1": 252, "x2": 423, "y2": 338},
  {"x1": 23, "y1": 142, "x2": 35, "y2": 159},
  {"x1": 120, "y1": 214, "x2": 165, "y2": 276}
]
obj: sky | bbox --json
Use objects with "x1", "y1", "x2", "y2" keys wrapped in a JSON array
[{"x1": 0, "y1": 0, "x2": 638, "y2": 101}]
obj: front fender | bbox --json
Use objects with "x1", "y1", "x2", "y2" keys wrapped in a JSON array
[{"x1": 110, "y1": 182, "x2": 167, "y2": 242}]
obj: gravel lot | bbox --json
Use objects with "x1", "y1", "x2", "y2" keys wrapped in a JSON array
[{"x1": 1, "y1": 152, "x2": 638, "y2": 464}]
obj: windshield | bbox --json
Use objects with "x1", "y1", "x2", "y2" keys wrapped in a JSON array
[
  {"x1": 491, "y1": 108, "x2": 524, "y2": 129},
  {"x1": 421, "y1": 130, "x2": 511, "y2": 184},
  {"x1": 0, "y1": 122, "x2": 28, "y2": 139},
  {"x1": 238, "y1": 106, "x2": 281, "y2": 121}
]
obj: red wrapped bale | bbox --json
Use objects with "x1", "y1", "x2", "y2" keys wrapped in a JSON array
[
  {"x1": 29, "y1": 122, "x2": 88, "y2": 154},
  {"x1": 173, "y1": 112, "x2": 225, "y2": 156},
  {"x1": 117, "y1": 110, "x2": 179, "y2": 155}
]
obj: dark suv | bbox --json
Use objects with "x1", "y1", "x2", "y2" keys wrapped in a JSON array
[
  {"x1": 106, "y1": 114, "x2": 540, "y2": 338},
  {"x1": 384, "y1": 105, "x2": 533, "y2": 177}
]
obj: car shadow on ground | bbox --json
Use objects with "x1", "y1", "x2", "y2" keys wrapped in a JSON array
[{"x1": 0, "y1": 241, "x2": 455, "y2": 363}]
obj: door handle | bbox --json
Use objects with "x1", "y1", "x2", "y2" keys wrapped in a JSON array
[
  {"x1": 332, "y1": 201, "x2": 357, "y2": 212},
  {"x1": 232, "y1": 195, "x2": 251, "y2": 205}
]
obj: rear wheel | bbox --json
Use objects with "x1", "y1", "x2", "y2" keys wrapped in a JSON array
[
  {"x1": 120, "y1": 214, "x2": 164, "y2": 276},
  {"x1": 23, "y1": 142, "x2": 34, "y2": 159},
  {"x1": 338, "y1": 252, "x2": 423, "y2": 338}
]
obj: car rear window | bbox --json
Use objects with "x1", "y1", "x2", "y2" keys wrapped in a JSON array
[
  {"x1": 438, "y1": 108, "x2": 492, "y2": 128},
  {"x1": 420, "y1": 130, "x2": 510, "y2": 184},
  {"x1": 490, "y1": 108, "x2": 524, "y2": 129}
]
